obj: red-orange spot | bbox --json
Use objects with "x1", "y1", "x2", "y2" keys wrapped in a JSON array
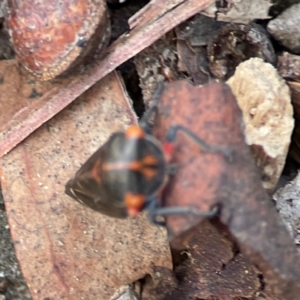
[
  {"x1": 142, "y1": 155, "x2": 158, "y2": 165},
  {"x1": 163, "y1": 142, "x2": 174, "y2": 162},
  {"x1": 125, "y1": 193, "x2": 145, "y2": 217},
  {"x1": 92, "y1": 159, "x2": 101, "y2": 183},
  {"x1": 128, "y1": 161, "x2": 142, "y2": 170},
  {"x1": 129, "y1": 157, "x2": 158, "y2": 180},
  {"x1": 143, "y1": 168, "x2": 157, "y2": 180},
  {"x1": 102, "y1": 156, "x2": 158, "y2": 180},
  {"x1": 125, "y1": 125, "x2": 145, "y2": 139}
]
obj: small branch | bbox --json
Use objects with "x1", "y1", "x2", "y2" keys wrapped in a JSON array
[{"x1": 0, "y1": 0, "x2": 214, "y2": 157}]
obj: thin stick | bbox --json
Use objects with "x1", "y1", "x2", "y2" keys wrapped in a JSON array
[{"x1": 0, "y1": 0, "x2": 214, "y2": 158}]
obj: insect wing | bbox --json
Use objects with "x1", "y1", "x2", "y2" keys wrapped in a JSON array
[{"x1": 65, "y1": 133, "x2": 128, "y2": 218}]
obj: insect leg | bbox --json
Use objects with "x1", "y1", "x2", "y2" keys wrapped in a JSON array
[
  {"x1": 152, "y1": 205, "x2": 219, "y2": 218},
  {"x1": 165, "y1": 125, "x2": 232, "y2": 159},
  {"x1": 146, "y1": 195, "x2": 166, "y2": 226},
  {"x1": 146, "y1": 196, "x2": 219, "y2": 226}
]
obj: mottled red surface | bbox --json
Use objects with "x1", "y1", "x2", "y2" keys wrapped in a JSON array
[
  {"x1": 7, "y1": 0, "x2": 109, "y2": 80},
  {"x1": 153, "y1": 81, "x2": 300, "y2": 300}
]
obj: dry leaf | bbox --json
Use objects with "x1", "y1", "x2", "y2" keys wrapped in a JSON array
[
  {"x1": 167, "y1": 221, "x2": 260, "y2": 300},
  {"x1": 1, "y1": 72, "x2": 171, "y2": 300},
  {"x1": 175, "y1": 14, "x2": 223, "y2": 84},
  {"x1": 153, "y1": 80, "x2": 300, "y2": 300},
  {"x1": 134, "y1": 34, "x2": 182, "y2": 109},
  {"x1": 0, "y1": 59, "x2": 63, "y2": 129}
]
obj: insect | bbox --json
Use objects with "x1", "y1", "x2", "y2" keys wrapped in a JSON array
[{"x1": 65, "y1": 84, "x2": 230, "y2": 224}]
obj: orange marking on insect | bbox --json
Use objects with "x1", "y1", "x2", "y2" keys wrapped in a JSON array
[
  {"x1": 141, "y1": 167, "x2": 157, "y2": 180},
  {"x1": 129, "y1": 156, "x2": 158, "y2": 180},
  {"x1": 139, "y1": 158, "x2": 158, "y2": 180},
  {"x1": 125, "y1": 125, "x2": 145, "y2": 139},
  {"x1": 103, "y1": 156, "x2": 158, "y2": 180},
  {"x1": 124, "y1": 193, "x2": 145, "y2": 216},
  {"x1": 92, "y1": 159, "x2": 102, "y2": 183},
  {"x1": 142, "y1": 155, "x2": 158, "y2": 166},
  {"x1": 127, "y1": 161, "x2": 156, "y2": 179}
]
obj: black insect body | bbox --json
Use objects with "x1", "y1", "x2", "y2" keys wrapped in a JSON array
[{"x1": 65, "y1": 85, "x2": 229, "y2": 224}]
